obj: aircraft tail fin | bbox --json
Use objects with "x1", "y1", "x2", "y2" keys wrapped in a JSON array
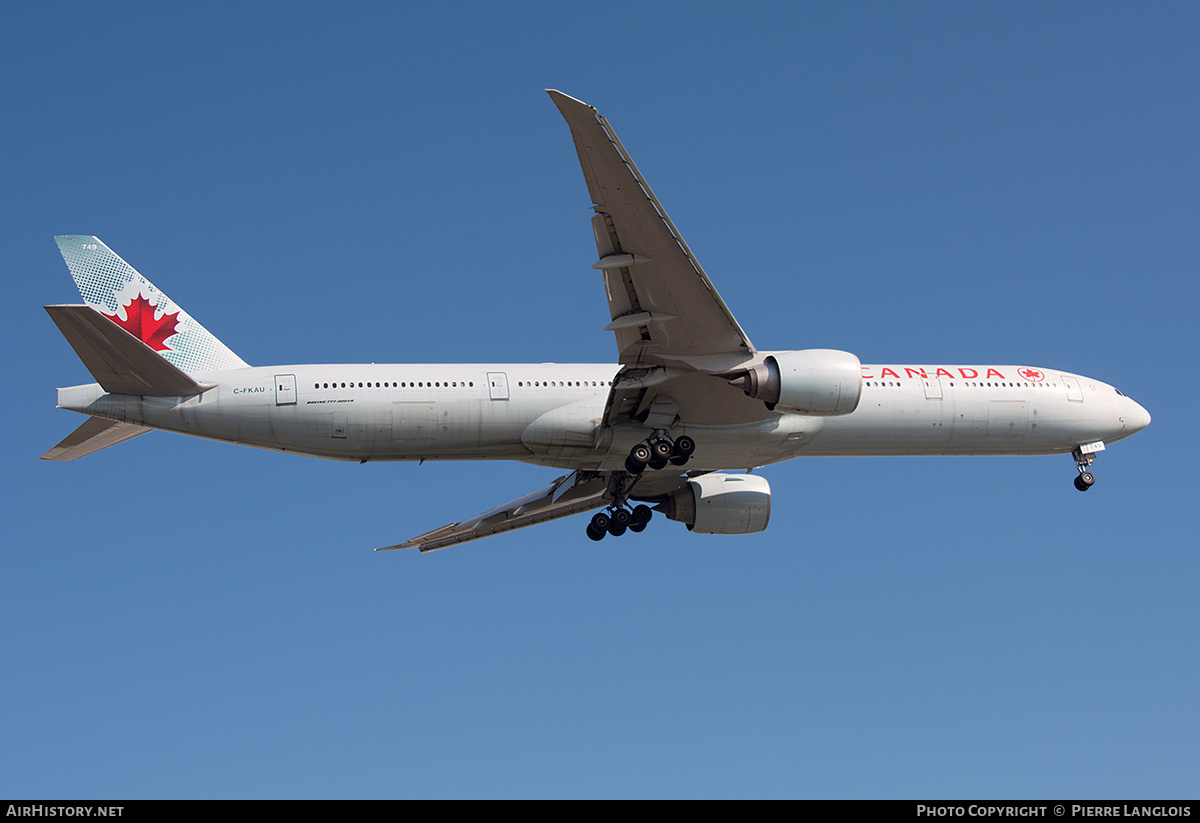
[
  {"x1": 54, "y1": 236, "x2": 249, "y2": 374},
  {"x1": 45, "y1": 305, "x2": 213, "y2": 397},
  {"x1": 41, "y1": 416, "x2": 151, "y2": 461}
]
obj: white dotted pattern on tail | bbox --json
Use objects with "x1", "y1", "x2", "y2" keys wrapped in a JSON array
[{"x1": 55, "y1": 236, "x2": 249, "y2": 374}]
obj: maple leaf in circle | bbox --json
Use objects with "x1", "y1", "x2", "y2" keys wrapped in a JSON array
[{"x1": 108, "y1": 294, "x2": 180, "y2": 352}]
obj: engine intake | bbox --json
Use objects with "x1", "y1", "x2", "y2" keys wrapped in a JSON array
[{"x1": 730, "y1": 349, "x2": 862, "y2": 415}]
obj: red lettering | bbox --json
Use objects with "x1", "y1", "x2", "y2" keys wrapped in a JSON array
[
  {"x1": 880, "y1": 368, "x2": 900, "y2": 379},
  {"x1": 860, "y1": 366, "x2": 874, "y2": 379},
  {"x1": 936, "y1": 368, "x2": 954, "y2": 379},
  {"x1": 905, "y1": 368, "x2": 928, "y2": 379},
  {"x1": 958, "y1": 368, "x2": 978, "y2": 379},
  {"x1": 986, "y1": 368, "x2": 1006, "y2": 379}
]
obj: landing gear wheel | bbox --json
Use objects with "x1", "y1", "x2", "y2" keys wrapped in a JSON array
[
  {"x1": 651, "y1": 439, "x2": 673, "y2": 461},
  {"x1": 590, "y1": 512, "x2": 611, "y2": 532},
  {"x1": 631, "y1": 504, "x2": 653, "y2": 525},
  {"x1": 629, "y1": 522, "x2": 647, "y2": 533},
  {"x1": 648, "y1": 456, "x2": 669, "y2": 471},
  {"x1": 672, "y1": 436, "x2": 696, "y2": 458},
  {"x1": 586, "y1": 524, "x2": 606, "y2": 541},
  {"x1": 668, "y1": 435, "x2": 695, "y2": 466},
  {"x1": 1074, "y1": 470, "x2": 1095, "y2": 492},
  {"x1": 626, "y1": 444, "x2": 651, "y2": 475},
  {"x1": 600, "y1": 507, "x2": 631, "y2": 537}
]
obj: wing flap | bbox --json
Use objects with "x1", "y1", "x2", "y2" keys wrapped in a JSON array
[{"x1": 379, "y1": 471, "x2": 611, "y2": 553}]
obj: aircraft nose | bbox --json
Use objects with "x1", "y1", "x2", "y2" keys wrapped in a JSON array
[{"x1": 1124, "y1": 397, "x2": 1151, "y2": 434}]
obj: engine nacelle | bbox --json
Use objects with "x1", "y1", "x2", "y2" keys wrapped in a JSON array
[
  {"x1": 730, "y1": 349, "x2": 862, "y2": 415},
  {"x1": 655, "y1": 473, "x2": 771, "y2": 535}
]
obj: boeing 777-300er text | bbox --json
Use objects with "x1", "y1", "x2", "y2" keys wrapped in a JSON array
[{"x1": 43, "y1": 90, "x2": 1151, "y2": 551}]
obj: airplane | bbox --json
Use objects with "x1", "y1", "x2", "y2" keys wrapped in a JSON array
[{"x1": 43, "y1": 90, "x2": 1151, "y2": 552}]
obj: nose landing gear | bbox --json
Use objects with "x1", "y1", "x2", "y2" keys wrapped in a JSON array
[{"x1": 1071, "y1": 443, "x2": 1103, "y2": 492}]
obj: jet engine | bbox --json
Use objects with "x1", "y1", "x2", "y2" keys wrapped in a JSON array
[
  {"x1": 654, "y1": 473, "x2": 771, "y2": 535},
  {"x1": 729, "y1": 349, "x2": 862, "y2": 415}
]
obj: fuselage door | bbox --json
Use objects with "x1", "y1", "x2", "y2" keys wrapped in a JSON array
[
  {"x1": 332, "y1": 412, "x2": 348, "y2": 439},
  {"x1": 1063, "y1": 376, "x2": 1084, "y2": 402},
  {"x1": 922, "y1": 377, "x2": 943, "y2": 399},
  {"x1": 275, "y1": 373, "x2": 297, "y2": 405},
  {"x1": 487, "y1": 371, "x2": 510, "y2": 400}
]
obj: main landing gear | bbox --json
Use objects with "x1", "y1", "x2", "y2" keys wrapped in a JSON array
[
  {"x1": 1072, "y1": 445, "x2": 1098, "y2": 492},
  {"x1": 587, "y1": 433, "x2": 695, "y2": 541},
  {"x1": 624, "y1": 434, "x2": 695, "y2": 474},
  {"x1": 586, "y1": 504, "x2": 654, "y2": 541}
]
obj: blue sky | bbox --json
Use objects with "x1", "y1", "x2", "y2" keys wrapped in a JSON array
[{"x1": 3, "y1": 2, "x2": 1197, "y2": 798}]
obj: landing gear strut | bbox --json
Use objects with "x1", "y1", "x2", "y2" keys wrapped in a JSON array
[{"x1": 1072, "y1": 445, "x2": 1099, "y2": 492}]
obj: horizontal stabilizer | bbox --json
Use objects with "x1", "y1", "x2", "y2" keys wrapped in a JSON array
[
  {"x1": 41, "y1": 416, "x2": 150, "y2": 461},
  {"x1": 46, "y1": 305, "x2": 210, "y2": 397}
]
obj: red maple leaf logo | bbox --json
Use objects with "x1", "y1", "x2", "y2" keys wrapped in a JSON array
[
  {"x1": 107, "y1": 294, "x2": 180, "y2": 352},
  {"x1": 1018, "y1": 368, "x2": 1045, "y2": 382}
]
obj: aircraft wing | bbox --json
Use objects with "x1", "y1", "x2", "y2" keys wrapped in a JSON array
[
  {"x1": 379, "y1": 470, "x2": 611, "y2": 553},
  {"x1": 390, "y1": 94, "x2": 782, "y2": 553},
  {"x1": 550, "y1": 91, "x2": 777, "y2": 427},
  {"x1": 548, "y1": 90, "x2": 756, "y2": 372}
]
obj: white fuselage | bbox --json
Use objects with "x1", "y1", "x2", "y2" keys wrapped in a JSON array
[{"x1": 57, "y1": 362, "x2": 1150, "y2": 471}]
